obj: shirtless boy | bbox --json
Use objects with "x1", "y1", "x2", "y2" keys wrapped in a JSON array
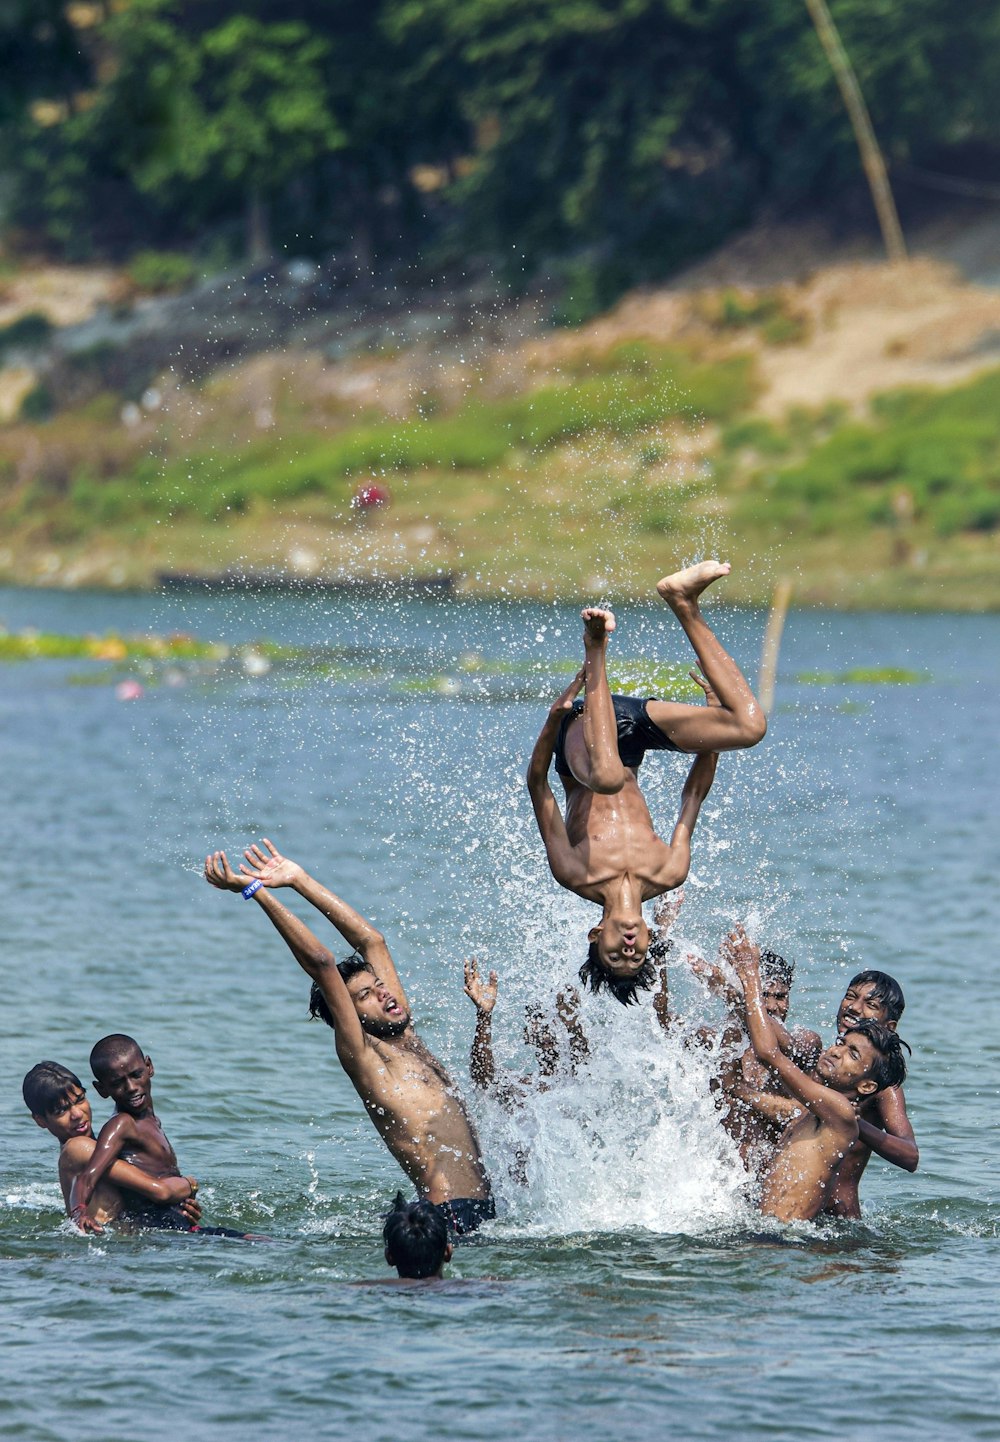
[
  {"x1": 464, "y1": 960, "x2": 589, "y2": 1104},
  {"x1": 205, "y1": 840, "x2": 494, "y2": 1235},
  {"x1": 823, "y1": 970, "x2": 917, "y2": 1217},
  {"x1": 22, "y1": 1060, "x2": 199, "y2": 1234},
  {"x1": 723, "y1": 927, "x2": 908, "y2": 1223},
  {"x1": 527, "y1": 561, "x2": 765, "y2": 1005},
  {"x1": 67, "y1": 1036, "x2": 251, "y2": 1238}
]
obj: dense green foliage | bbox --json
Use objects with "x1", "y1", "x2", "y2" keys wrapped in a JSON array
[{"x1": 2, "y1": 0, "x2": 999, "y2": 276}]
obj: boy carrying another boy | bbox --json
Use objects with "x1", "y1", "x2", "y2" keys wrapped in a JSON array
[
  {"x1": 722, "y1": 926, "x2": 909, "y2": 1223},
  {"x1": 66, "y1": 1035, "x2": 254, "y2": 1238},
  {"x1": 22, "y1": 1060, "x2": 199, "y2": 1234}
]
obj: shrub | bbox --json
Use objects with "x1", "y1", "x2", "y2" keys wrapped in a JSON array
[
  {"x1": 0, "y1": 311, "x2": 53, "y2": 356},
  {"x1": 127, "y1": 251, "x2": 197, "y2": 295}
]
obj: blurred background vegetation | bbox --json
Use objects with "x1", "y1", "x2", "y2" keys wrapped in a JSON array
[{"x1": 1, "y1": 0, "x2": 999, "y2": 604}]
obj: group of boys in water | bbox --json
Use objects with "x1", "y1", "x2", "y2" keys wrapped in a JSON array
[{"x1": 23, "y1": 561, "x2": 916, "y2": 1279}]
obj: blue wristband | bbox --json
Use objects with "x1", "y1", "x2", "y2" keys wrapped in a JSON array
[{"x1": 242, "y1": 879, "x2": 263, "y2": 899}]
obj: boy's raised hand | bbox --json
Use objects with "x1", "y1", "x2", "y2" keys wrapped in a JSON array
[
  {"x1": 548, "y1": 666, "x2": 586, "y2": 720},
  {"x1": 204, "y1": 850, "x2": 245, "y2": 892},
  {"x1": 240, "y1": 837, "x2": 304, "y2": 889},
  {"x1": 720, "y1": 925, "x2": 761, "y2": 985},
  {"x1": 653, "y1": 887, "x2": 685, "y2": 934},
  {"x1": 463, "y1": 958, "x2": 498, "y2": 1014}
]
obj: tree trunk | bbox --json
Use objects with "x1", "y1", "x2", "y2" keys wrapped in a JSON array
[{"x1": 246, "y1": 186, "x2": 271, "y2": 264}]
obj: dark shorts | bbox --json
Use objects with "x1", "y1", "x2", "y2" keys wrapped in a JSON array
[
  {"x1": 435, "y1": 1195, "x2": 496, "y2": 1238},
  {"x1": 554, "y1": 693, "x2": 681, "y2": 778},
  {"x1": 122, "y1": 1204, "x2": 254, "y2": 1240}
]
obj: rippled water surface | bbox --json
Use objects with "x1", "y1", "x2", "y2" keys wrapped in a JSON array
[{"x1": 2, "y1": 585, "x2": 998, "y2": 1441}]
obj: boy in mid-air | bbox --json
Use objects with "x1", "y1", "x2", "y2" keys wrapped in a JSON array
[
  {"x1": 723, "y1": 927, "x2": 908, "y2": 1223},
  {"x1": 23, "y1": 1060, "x2": 200, "y2": 1234},
  {"x1": 68, "y1": 1035, "x2": 251, "y2": 1237},
  {"x1": 527, "y1": 561, "x2": 765, "y2": 1006}
]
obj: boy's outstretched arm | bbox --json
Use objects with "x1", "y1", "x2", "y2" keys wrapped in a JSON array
[
  {"x1": 464, "y1": 959, "x2": 499, "y2": 1092},
  {"x1": 205, "y1": 848, "x2": 369, "y2": 1068},
  {"x1": 526, "y1": 670, "x2": 587, "y2": 891},
  {"x1": 68, "y1": 1113, "x2": 136, "y2": 1230},
  {"x1": 240, "y1": 839, "x2": 409, "y2": 1014},
  {"x1": 722, "y1": 926, "x2": 854, "y2": 1134}
]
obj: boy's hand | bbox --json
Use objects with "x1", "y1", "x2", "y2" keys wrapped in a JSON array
[
  {"x1": 554, "y1": 987, "x2": 580, "y2": 1029},
  {"x1": 70, "y1": 1205, "x2": 103, "y2": 1236},
  {"x1": 687, "y1": 952, "x2": 742, "y2": 1011},
  {"x1": 240, "y1": 838, "x2": 304, "y2": 889},
  {"x1": 463, "y1": 958, "x2": 498, "y2": 1014},
  {"x1": 689, "y1": 667, "x2": 721, "y2": 707},
  {"x1": 720, "y1": 925, "x2": 760, "y2": 985},
  {"x1": 548, "y1": 667, "x2": 586, "y2": 720},
  {"x1": 653, "y1": 966, "x2": 671, "y2": 1027},
  {"x1": 204, "y1": 850, "x2": 245, "y2": 893},
  {"x1": 653, "y1": 887, "x2": 684, "y2": 934}
]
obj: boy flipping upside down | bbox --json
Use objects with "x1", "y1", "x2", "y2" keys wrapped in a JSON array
[
  {"x1": 723, "y1": 927, "x2": 909, "y2": 1223},
  {"x1": 527, "y1": 561, "x2": 766, "y2": 1005}
]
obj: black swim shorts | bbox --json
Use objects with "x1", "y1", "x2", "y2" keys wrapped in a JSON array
[
  {"x1": 121, "y1": 1203, "x2": 254, "y2": 1239},
  {"x1": 553, "y1": 693, "x2": 681, "y2": 778},
  {"x1": 434, "y1": 1194, "x2": 496, "y2": 1238}
]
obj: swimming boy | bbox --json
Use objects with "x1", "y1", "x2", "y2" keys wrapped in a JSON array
[
  {"x1": 527, "y1": 561, "x2": 765, "y2": 1006},
  {"x1": 723, "y1": 926, "x2": 908, "y2": 1223},
  {"x1": 205, "y1": 840, "x2": 494, "y2": 1235},
  {"x1": 68, "y1": 1036, "x2": 252, "y2": 1237},
  {"x1": 464, "y1": 960, "x2": 589, "y2": 1103},
  {"x1": 22, "y1": 1060, "x2": 199, "y2": 1234},
  {"x1": 382, "y1": 1194, "x2": 453, "y2": 1281}
]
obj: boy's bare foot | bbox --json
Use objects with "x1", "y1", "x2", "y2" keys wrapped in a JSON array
[
  {"x1": 582, "y1": 607, "x2": 616, "y2": 644},
  {"x1": 656, "y1": 561, "x2": 730, "y2": 610}
]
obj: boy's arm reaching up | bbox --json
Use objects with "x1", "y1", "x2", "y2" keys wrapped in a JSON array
[
  {"x1": 464, "y1": 959, "x2": 499, "y2": 1092},
  {"x1": 241, "y1": 839, "x2": 409, "y2": 1014},
  {"x1": 205, "y1": 848, "x2": 369, "y2": 1070},
  {"x1": 526, "y1": 670, "x2": 588, "y2": 892},
  {"x1": 722, "y1": 926, "x2": 856, "y2": 1137}
]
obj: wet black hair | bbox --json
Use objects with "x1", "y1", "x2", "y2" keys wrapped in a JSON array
[
  {"x1": 89, "y1": 1033, "x2": 143, "y2": 1081},
  {"x1": 579, "y1": 943, "x2": 657, "y2": 1007},
  {"x1": 308, "y1": 953, "x2": 374, "y2": 1029},
  {"x1": 22, "y1": 1061, "x2": 85, "y2": 1117},
  {"x1": 843, "y1": 1019, "x2": 910, "y2": 1091},
  {"x1": 760, "y1": 950, "x2": 794, "y2": 987},
  {"x1": 846, "y1": 969, "x2": 906, "y2": 1023},
  {"x1": 382, "y1": 1193, "x2": 449, "y2": 1279}
]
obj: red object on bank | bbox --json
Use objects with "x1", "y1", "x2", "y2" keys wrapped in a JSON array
[{"x1": 352, "y1": 483, "x2": 390, "y2": 510}]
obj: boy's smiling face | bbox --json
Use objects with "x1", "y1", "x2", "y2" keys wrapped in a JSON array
[
  {"x1": 837, "y1": 981, "x2": 894, "y2": 1035},
  {"x1": 34, "y1": 1085, "x2": 93, "y2": 1144}
]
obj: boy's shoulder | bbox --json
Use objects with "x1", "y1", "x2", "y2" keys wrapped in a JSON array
[{"x1": 58, "y1": 1134, "x2": 96, "y2": 1179}]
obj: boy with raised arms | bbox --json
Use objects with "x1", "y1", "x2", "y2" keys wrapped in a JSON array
[
  {"x1": 723, "y1": 926, "x2": 908, "y2": 1223},
  {"x1": 205, "y1": 839, "x2": 494, "y2": 1235},
  {"x1": 527, "y1": 561, "x2": 765, "y2": 1007},
  {"x1": 22, "y1": 1059, "x2": 199, "y2": 1234}
]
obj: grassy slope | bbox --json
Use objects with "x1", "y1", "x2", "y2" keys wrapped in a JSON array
[{"x1": 2, "y1": 299, "x2": 999, "y2": 608}]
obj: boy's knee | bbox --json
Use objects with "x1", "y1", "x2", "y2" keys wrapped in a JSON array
[
  {"x1": 739, "y1": 709, "x2": 767, "y2": 747},
  {"x1": 589, "y1": 764, "x2": 627, "y2": 794}
]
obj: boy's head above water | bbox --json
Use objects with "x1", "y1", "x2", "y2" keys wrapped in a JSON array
[
  {"x1": 837, "y1": 970, "x2": 905, "y2": 1034},
  {"x1": 382, "y1": 1194, "x2": 452, "y2": 1279},
  {"x1": 760, "y1": 950, "x2": 794, "y2": 1022},
  {"x1": 89, "y1": 1035, "x2": 154, "y2": 1114},
  {"x1": 817, "y1": 1019, "x2": 908, "y2": 1098},
  {"x1": 22, "y1": 1061, "x2": 92, "y2": 1142},
  {"x1": 309, "y1": 953, "x2": 411, "y2": 1038}
]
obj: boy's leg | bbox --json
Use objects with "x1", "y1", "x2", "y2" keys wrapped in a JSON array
[
  {"x1": 562, "y1": 609, "x2": 629, "y2": 794},
  {"x1": 646, "y1": 562, "x2": 767, "y2": 753}
]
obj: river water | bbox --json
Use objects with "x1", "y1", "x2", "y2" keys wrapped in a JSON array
[{"x1": 2, "y1": 584, "x2": 998, "y2": 1441}]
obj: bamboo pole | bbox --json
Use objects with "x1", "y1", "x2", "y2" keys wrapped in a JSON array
[
  {"x1": 803, "y1": 0, "x2": 908, "y2": 264},
  {"x1": 758, "y1": 579, "x2": 793, "y2": 716}
]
